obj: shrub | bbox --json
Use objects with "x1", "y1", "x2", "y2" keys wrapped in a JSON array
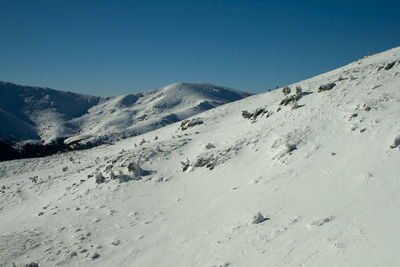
[
  {"x1": 318, "y1": 82, "x2": 336, "y2": 93},
  {"x1": 95, "y1": 173, "x2": 105, "y2": 184},
  {"x1": 282, "y1": 86, "x2": 291, "y2": 95}
]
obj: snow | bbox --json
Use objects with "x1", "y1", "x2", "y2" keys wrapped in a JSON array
[
  {"x1": 0, "y1": 82, "x2": 248, "y2": 148},
  {"x1": 0, "y1": 82, "x2": 102, "y2": 144},
  {"x1": 1, "y1": 47, "x2": 400, "y2": 266}
]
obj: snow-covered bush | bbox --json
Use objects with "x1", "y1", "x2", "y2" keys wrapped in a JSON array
[
  {"x1": 384, "y1": 61, "x2": 396, "y2": 70},
  {"x1": 241, "y1": 110, "x2": 252, "y2": 119},
  {"x1": 282, "y1": 86, "x2": 291, "y2": 95},
  {"x1": 295, "y1": 86, "x2": 302, "y2": 95},
  {"x1": 181, "y1": 154, "x2": 217, "y2": 171},
  {"x1": 127, "y1": 162, "x2": 145, "y2": 178},
  {"x1": 194, "y1": 154, "x2": 216, "y2": 169},
  {"x1": 180, "y1": 118, "x2": 204, "y2": 131},
  {"x1": 95, "y1": 173, "x2": 105, "y2": 184},
  {"x1": 205, "y1": 143, "x2": 215, "y2": 150},
  {"x1": 181, "y1": 159, "x2": 190, "y2": 172},
  {"x1": 92, "y1": 252, "x2": 100, "y2": 259},
  {"x1": 318, "y1": 82, "x2": 336, "y2": 93},
  {"x1": 241, "y1": 108, "x2": 270, "y2": 121},
  {"x1": 252, "y1": 212, "x2": 268, "y2": 224},
  {"x1": 280, "y1": 94, "x2": 300, "y2": 106},
  {"x1": 127, "y1": 162, "x2": 137, "y2": 173}
]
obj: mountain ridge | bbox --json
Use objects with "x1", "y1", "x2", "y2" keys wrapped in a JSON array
[{"x1": 0, "y1": 81, "x2": 249, "y2": 160}]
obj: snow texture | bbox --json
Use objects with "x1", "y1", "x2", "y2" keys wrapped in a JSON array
[{"x1": 1, "y1": 47, "x2": 400, "y2": 266}]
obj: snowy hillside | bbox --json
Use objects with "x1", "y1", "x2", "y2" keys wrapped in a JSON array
[
  {"x1": 1, "y1": 46, "x2": 400, "y2": 267},
  {"x1": 0, "y1": 82, "x2": 101, "y2": 144},
  {"x1": 0, "y1": 82, "x2": 248, "y2": 159},
  {"x1": 64, "y1": 82, "x2": 249, "y2": 146}
]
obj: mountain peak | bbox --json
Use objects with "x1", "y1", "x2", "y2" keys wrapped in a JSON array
[{"x1": 0, "y1": 81, "x2": 250, "y2": 159}]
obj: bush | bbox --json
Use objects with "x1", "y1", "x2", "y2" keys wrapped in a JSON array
[
  {"x1": 282, "y1": 86, "x2": 291, "y2": 95},
  {"x1": 241, "y1": 108, "x2": 268, "y2": 120},
  {"x1": 318, "y1": 82, "x2": 336, "y2": 93},
  {"x1": 180, "y1": 118, "x2": 204, "y2": 131},
  {"x1": 280, "y1": 94, "x2": 300, "y2": 106},
  {"x1": 252, "y1": 212, "x2": 268, "y2": 224},
  {"x1": 295, "y1": 86, "x2": 302, "y2": 95},
  {"x1": 95, "y1": 173, "x2": 105, "y2": 184},
  {"x1": 385, "y1": 62, "x2": 396, "y2": 70},
  {"x1": 181, "y1": 159, "x2": 190, "y2": 172}
]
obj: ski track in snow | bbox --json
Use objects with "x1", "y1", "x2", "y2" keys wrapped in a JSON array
[{"x1": 1, "y1": 47, "x2": 400, "y2": 266}]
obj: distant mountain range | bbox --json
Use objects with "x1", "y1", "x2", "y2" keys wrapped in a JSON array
[{"x1": 0, "y1": 81, "x2": 249, "y2": 160}]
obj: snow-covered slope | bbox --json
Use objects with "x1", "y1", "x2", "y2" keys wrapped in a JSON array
[
  {"x1": 1, "y1": 47, "x2": 400, "y2": 267},
  {"x1": 0, "y1": 82, "x2": 101, "y2": 144},
  {"x1": 65, "y1": 82, "x2": 249, "y2": 146},
  {"x1": 0, "y1": 82, "x2": 249, "y2": 154}
]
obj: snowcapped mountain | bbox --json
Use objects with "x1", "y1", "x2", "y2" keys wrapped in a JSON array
[
  {"x1": 64, "y1": 82, "x2": 249, "y2": 146},
  {"x1": 0, "y1": 82, "x2": 249, "y2": 159},
  {"x1": 0, "y1": 82, "x2": 101, "y2": 144},
  {"x1": 1, "y1": 46, "x2": 400, "y2": 267}
]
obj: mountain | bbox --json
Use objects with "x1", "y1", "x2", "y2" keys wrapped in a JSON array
[
  {"x1": 63, "y1": 82, "x2": 249, "y2": 146},
  {"x1": 0, "y1": 46, "x2": 400, "y2": 267},
  {"x1": 0, "y1": 82, "x2": 249, "y2": 160},
  {"x1": 0, "y1": 82, "x2": 101, "y2": 144}
]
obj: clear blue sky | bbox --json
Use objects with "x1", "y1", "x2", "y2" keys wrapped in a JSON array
[{"x1": 1, "y1": 0, "x2": 399, "y2": 96}]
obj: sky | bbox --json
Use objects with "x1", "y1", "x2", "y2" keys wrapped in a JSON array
[{"x1": 1, "y1": 0, "x2": 400, "y2": 96}]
